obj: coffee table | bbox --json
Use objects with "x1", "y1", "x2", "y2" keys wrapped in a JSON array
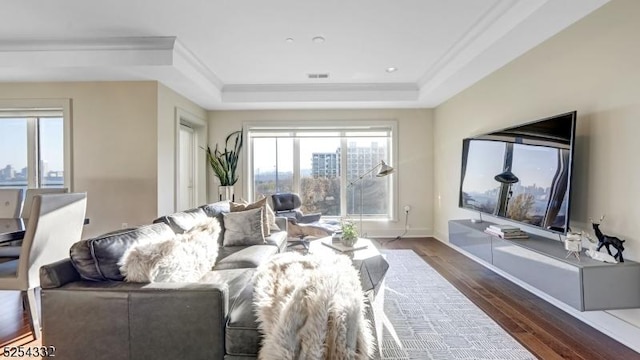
[
  {"x1": 308, "y1": 237, "x2": 388, "y2": 294},
  {"x1": 308, "y1": 237, "x2": 389, "y2": 358}
]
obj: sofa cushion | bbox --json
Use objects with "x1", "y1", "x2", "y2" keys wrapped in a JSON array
[
  {"x1": 226, "y1": 280, "x2": 260, "y2": 356},
  {"x1": 214, "y1": 245, "x2": 278, "y2": 270},
  {"x1": 70, "y1": 223, "x2": 175, "y2": 281},
  {"x1": 200, "y1": 201, "x2": 230, "y2": 218},
  {"x1": 200, "y1": 201, "x2": 230, "y2": 245},
  {"x1": 153, "y1": 208, "x2": 208, "y2": 234},
  {"x1": 222, "y1": 208, "x2": 265, "y2": 246}
]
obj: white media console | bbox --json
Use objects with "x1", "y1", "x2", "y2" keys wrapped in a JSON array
[{"x1": 449, "y1": 219, "x2": 640, "y2": 311}]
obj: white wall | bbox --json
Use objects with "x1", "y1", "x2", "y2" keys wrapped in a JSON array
[
  {"x1": 157, "y1": 83, "x2": 207, "y2": 216},
  {"x1": 209, "y1": 109, "x2": 434, "y2": 237},
  {"x1": 434, "y1": 0, "x2": 640, "y2": 343},
  {"x1": 0, "y1": 81, "x2": 158, "y2": 237}
]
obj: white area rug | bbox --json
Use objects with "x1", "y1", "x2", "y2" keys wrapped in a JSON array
[{"x1": 380, "y1": 250, "x2": 535, "y2": 360}]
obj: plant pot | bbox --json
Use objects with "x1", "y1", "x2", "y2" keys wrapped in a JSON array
[
  {"x1": 341, "y1": 236, "x2": 358, "y2": 247},
  {"x1": 218, "y1": 185, "x2": 235, "y2": 201}
]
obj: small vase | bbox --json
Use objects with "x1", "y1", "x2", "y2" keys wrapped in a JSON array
[{"x1": 341, "y1": 236, "x2": 358, "y2": 247}]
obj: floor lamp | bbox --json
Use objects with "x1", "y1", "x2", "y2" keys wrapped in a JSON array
[
  {"x1": 347, "y1": 160, "x2": 394, "y2": 236},
  {"x1": 494, "y1": 166, "x2": 519, "y2": 216}
]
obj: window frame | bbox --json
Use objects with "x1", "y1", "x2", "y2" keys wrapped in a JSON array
[
  {"x1": 244, "y1": 120, "x2": 398, "y2": 221},
  {"x1": 0, "y1": 99, "x2": 72, "y2": 190}
]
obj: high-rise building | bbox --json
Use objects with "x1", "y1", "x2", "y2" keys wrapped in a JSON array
[
  {"x1": 311, "y1": 142, "x2": 387, "y2": 180},
  {"x1": 311, "y1": 151, "x2": 340, "y2": 178},
  {"x1": 346, "y1": 142, "x2": 386, "y2": 180},
  {"x1": 0, "y1": 164, "x2": 15, "y2": 180}
]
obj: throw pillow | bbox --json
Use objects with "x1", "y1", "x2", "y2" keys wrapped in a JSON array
[
  {"x1": 222, "y1": 207, "x2": 265, "y2": 246},
  {"x1": 230, "y1": 197, "x2": 270, "y2": 236},
  {"x1": 265, "y1": 203, "x2": 281, "y2": 232}
]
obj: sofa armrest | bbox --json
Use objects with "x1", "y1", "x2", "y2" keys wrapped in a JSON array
[
  {"x1": 275, "y1": 216, "x2": 288, "y2": 232},
  {"x1": 42, "y1": 281, "x2": 230, "y2": 360},
  {"x1": 40, "y1": 259, "x2": 81, "y2": 289}
]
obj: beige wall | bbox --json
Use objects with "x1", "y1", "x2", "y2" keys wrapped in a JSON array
[
  {"x1": 157, "y1": 83, "x2": 207, "y2": 216},
  {"x1": 434, "y1": 0, "x2": 640, "y2": 333},
  {"x1": 209, "y1": 109, "x2": 434, "y2": 237},
  {"x1": 0, "y1": 81, "x2": 158, "y2": 237}
]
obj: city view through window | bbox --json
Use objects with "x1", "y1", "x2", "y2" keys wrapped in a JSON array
[
  {"x1": 252, "y1": 135, "x2": 391, "y2": 218},
  {"x1": 0, "y1": 117, "x2": 65, "y2": 189}
]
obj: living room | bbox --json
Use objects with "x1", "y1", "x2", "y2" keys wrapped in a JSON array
[{"x1": 1, "y1": 0, "x2": 639, "y2": 359}]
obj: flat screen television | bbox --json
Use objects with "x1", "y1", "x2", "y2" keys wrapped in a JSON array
[{"x1": 458, "y1": 111, "x2": 577, "y2": 234}]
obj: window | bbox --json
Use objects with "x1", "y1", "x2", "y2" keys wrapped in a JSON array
[
  {"x1": 0, "y1": 109, "x2": 67, "y2": 190},
  {"x1": 247, "y1": 121, "x2": 397, "y2": 220}
]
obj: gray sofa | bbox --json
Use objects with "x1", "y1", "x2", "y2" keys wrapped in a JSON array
[{"x1": 39, "y1": 201, "x2": 287, "y2": 360}]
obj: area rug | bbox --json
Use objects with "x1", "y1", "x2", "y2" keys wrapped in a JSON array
[{"x1": 380, "y1": 249, "x2": 535, "y2": 360}]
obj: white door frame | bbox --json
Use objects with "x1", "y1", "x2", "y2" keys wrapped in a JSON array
[{"x1": 175, "y1": 108, "x2": 207, "y2": 211}]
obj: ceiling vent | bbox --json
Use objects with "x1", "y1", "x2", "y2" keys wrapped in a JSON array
[{"x1": 307, "y1": 73, "x2": 329, "y2": 79}]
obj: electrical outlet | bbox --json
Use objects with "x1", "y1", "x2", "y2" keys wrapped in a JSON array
[
  {"x1": 121, "y1": 222, "x2": 129, "y2": 229},
  {"x1": 404, "y1": 205, "x2": 411, "y2": 212}
]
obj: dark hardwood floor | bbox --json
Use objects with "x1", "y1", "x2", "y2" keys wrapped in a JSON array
[{"x1": 1, "y1": 238, "x2": 639, "y2": 359}]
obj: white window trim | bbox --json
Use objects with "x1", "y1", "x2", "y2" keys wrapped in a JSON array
[
  {"x1": 0, "y1": 99, "x2": 72, "y2": 190},
  {"x1": 243, "y1": 119, "x2": 398, "y2": 220}
]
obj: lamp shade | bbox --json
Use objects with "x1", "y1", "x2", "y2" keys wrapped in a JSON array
[
  {"x1": 376, "y1": 161, "x2": 394, "y2": 177},
  {"x1": 494, "y1": 167, "x2": 519, "y2": 184}
]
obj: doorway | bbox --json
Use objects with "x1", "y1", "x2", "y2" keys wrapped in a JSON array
[
  {"x1": 178, "y1": 124, "x2": 195, "y2": 210},
  {"x1": 175, "y1": 108, "x2": 207, "y2": 212}
]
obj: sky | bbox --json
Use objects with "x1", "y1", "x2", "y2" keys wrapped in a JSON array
[
  {"x1": 0, "y1": 118, "x2": 64, "y2": 172},
  {"x1": 252, "y1": 137, "x2": 383, "y2": 173},
  {"x1": 463, "y1": 140, "x2": 559, "y2": 193}
]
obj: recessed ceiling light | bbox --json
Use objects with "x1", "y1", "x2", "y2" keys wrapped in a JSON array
[
  {"x1": 285, "y1": 38, "x2": 294, "y2": 43},
  {"x1": 312, "y1": 36, "x2": 325, "y2": 43},
  {"x1": 386, "y1": 67, "x2": 398, "y2": 73}
]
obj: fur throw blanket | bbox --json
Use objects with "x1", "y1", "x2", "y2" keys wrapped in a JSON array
[
  {"x1": 253, "y1": 252, "x2": 373, "y2": 360},
  {"x1": 119, "y1": 217, "x2": 221, "y2": 282}
]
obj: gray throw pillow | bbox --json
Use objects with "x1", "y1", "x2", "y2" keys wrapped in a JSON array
[{"x1": 222, "y1": 207, "x2": 265, "y2": 246}]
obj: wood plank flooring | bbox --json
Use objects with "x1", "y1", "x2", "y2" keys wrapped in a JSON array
[{"x1": 1, "y1": 237, "x2": 639, "y2": 359}]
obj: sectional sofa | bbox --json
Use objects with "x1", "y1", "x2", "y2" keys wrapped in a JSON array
[{"x1": 39, "y1": 201, "x2": 288, "y2": 360}]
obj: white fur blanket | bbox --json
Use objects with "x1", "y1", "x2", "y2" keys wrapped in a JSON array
[
  {"x1": 253, "y1": 252, "x2": 373, "y2": 360},
  {"x1": 119, "y1": 217, "x2": 221, "y2": 282}
]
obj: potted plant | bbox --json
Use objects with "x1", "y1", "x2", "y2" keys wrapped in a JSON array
[
  {"x1": 341, "y1": 219, "x2": 359, "y2": 247},
  {"x1": 205, "y1": 130, "x2": 243, "y2": 201}
]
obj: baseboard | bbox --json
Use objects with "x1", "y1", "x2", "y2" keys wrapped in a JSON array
[
  {"x1": 432, "y1": 234, "x2": 640, "y2": 353},
  {"x1": 365, "y1": 228, "x2": 431, "y2": 238}
]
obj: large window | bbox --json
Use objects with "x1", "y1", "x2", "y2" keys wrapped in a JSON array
[
  {"x1": 0, "y1": 110, "x2": 66, "y2": 190},
  {"x1": 247, "y1": 122, "x2": 396, "y2": 220}
]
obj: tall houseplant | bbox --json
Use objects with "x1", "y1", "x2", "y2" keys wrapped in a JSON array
[{"x1": 205, "y1": 130, "x2": 243, "y2": 200}]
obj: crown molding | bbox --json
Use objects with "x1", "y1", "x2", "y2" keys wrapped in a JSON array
[
  {"x1": 418, "y1": 0, "x2": 549, "y2": 91},
  {"x1": 0, "y1": 36, "x2": 223, "y2": 104},
  {"x1": 0, "y1": 36, "x2": 176, "y2": 67},
  {"x1": 0, "y1": 36, "x2": 177, "y2": 51},
  {"x1": 222, "y1": 83, "x2": 419, "y2": 103}
]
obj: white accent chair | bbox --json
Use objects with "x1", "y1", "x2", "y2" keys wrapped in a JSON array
[
  {"x1": 0, "y1": 188, "x2": 24, "y2": 218},
  {"x1": 0, "y1": 188, "x2": 68, "y2": 259},
  {"x1": 0, "y1": 192, "x2": 87, "y2": 339},
  {"x1": 20, "y1": 188, "x2": 69, "y2": 219}
]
